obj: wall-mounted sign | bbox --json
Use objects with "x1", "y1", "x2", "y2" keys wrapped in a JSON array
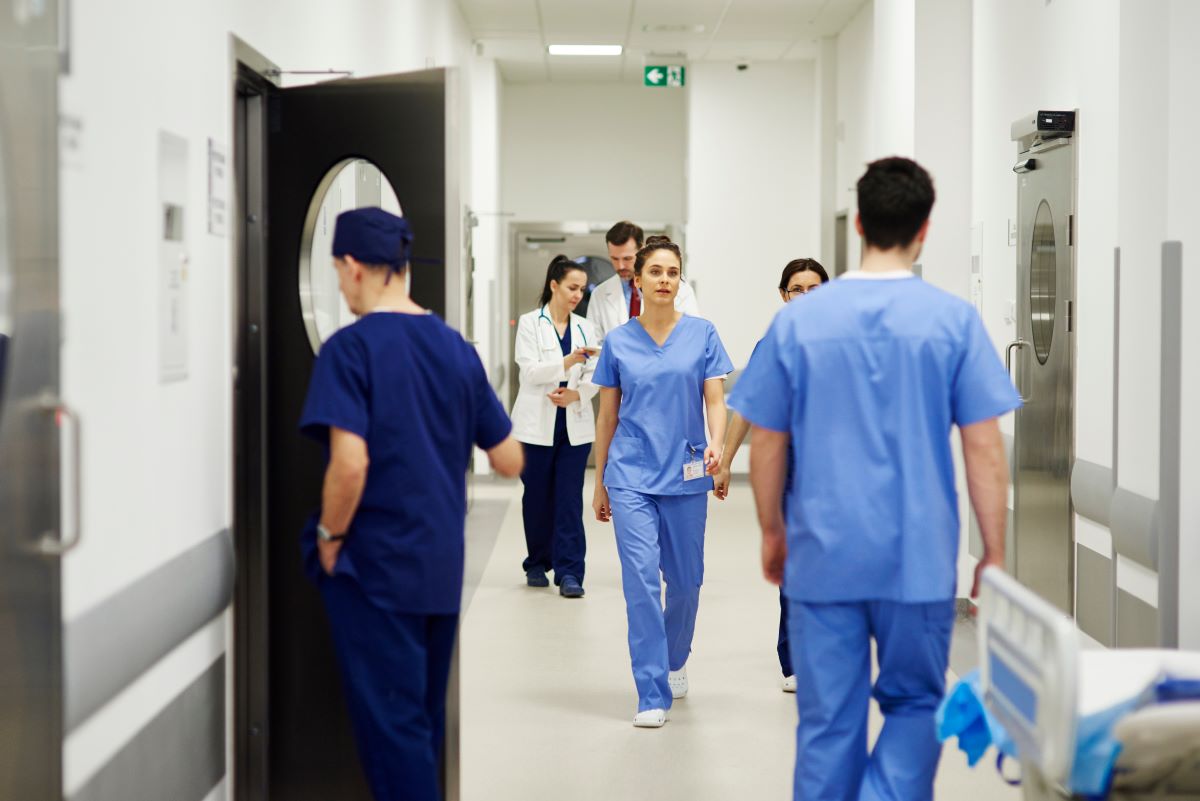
[
  {"x1": 644, "y1": 65, "x2": 685, "y2": 88},
  {"x1": 159, "y1": 131, "x2": 189, "y2": 383},
  {"x1": 207, "y1": 139, "x2": 228, "y2": 237}
]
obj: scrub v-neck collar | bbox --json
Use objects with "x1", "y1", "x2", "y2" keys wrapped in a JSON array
[{"x1": 632, "y1": 315, "x2": 684, "y2": 349}]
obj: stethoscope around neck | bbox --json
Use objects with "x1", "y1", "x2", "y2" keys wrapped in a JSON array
[{"x1": 536, "y1": 305, "x2": 587, "y2": 352}]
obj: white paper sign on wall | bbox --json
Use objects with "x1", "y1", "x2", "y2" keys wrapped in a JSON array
[
  {"x1": 208, "y1": 139, "x2": 228, "y2": 237},
  {"x1": 159, "y1": 131, "x2": 189, "y2": 383}
]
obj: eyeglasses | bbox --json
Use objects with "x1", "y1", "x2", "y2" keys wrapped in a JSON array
[{"x1": 786, "y1": 286, "x2": 818, "y2": 297}]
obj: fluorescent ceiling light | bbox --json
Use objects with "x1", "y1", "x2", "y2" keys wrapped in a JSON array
[
  {"x1": 643, "y1": 24, "x2": 705, "y2": 33},
  {"x1": 548, "y1": 44, "x2": 623, "y2": 57}
]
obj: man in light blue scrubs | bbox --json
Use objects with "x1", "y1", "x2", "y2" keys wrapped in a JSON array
[{"x1": 729, "y1": 158, "x2": 1018, "y2": 800}]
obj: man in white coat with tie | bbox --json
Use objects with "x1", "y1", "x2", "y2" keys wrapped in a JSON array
[{"x1": 588, "y1": 220, "x2": 699, "y2": 345}]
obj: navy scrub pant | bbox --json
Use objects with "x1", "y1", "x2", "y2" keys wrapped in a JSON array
[
  {"x1": 778, "y1": 590, "x2": 793, "y2": 677},
  {"x1": 320, "y1": 574, "x2": 458, "y2": 801},
  {"x1": 787, "y1": 598, "x2": 955, "y2": 801},
  {"x1": 519, "y1": 414, "x2": 590, "y2": 585}
]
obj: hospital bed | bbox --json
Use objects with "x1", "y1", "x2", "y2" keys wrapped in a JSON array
[{"x1": 938, "y1": 567, "x2": 1200, "y2": 801}]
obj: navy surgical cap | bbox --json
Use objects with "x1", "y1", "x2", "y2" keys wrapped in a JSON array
[{"x1": 332, "y1": 207, "x2": 413, "y2": 270}]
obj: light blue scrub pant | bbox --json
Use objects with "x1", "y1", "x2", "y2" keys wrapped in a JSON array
[
  {"x1": 609, "y1": 488, "x2": 707, "y2": 712},
  {"x1": 787, "y1": 599, "x2": 956, "y2": 801}
]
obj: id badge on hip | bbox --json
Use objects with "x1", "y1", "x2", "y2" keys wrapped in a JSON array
[{"x1": 683, "y1": 446, "x2": 706, "y2": 481}]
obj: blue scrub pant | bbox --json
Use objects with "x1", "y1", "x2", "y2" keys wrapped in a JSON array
[
  {"x1": 519, "y1": 415, "x2": 590, "y2": 585},
  {"x1": 320, "y1": 574, "x2": 458, "y2": 801},
  {"x1": 787, "y1": 599, "x2": 955, "y2": 801},
  {"x1": 609, "y1": 488, "x2": 707, "y2": 711}
]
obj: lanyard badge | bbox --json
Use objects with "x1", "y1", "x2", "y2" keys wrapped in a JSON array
[{"x1": 683, "y1": 445, "x2": 705, "y2": 481}]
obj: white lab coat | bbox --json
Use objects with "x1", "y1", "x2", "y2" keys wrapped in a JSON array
[
  {"x1": 510, "y1": 308, "x2": 598, "y2": 447},
  {"x1": 586, "y1": 273, "x2": 700, "y2": 346}
]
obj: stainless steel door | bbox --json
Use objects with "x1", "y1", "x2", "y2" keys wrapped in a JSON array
[
  {"x1": 0, "y1": 1, "x2": 65, "y2": 798},
  {"x1": 1012, "y1": 138, "x2": 1076, "y2": 613},
  {"x1": 508, "y1": 229, "x2": 615, "y2": 407}
]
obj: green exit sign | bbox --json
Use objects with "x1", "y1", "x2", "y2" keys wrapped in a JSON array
[{"x1": 644, "y1": 65, "x2": 685, "y2": 87}]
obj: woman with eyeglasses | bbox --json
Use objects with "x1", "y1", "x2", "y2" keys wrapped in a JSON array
[
  {"x1": 713, "y1": 257, "x2": 829, "y2": 693},
  {"x1": 511, "y1": 255, "x2": 599, "y2": 598}
]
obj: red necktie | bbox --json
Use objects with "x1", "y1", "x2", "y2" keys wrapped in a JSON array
[{"x1": 628, "y1": 280, "x2": 641, "y2": 318}]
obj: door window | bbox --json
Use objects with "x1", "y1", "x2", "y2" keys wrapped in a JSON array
[
  {"x1": 1030, "y1": 200, "x2": 1057, "y2": 364},
  {"x1": 298, "y1": 158, "x2": 403, "y2": 354}
]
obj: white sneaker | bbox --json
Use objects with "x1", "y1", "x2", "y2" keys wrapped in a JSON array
[
  {"x1": 782, "y1": 675, "x2": 797, "y2": 693},
  {"x1": 668, "y1": 668, "x2": 688, "y2": 699},
  {"x1": 633, "y1": 708, "x2": 668, "y2": 728}
]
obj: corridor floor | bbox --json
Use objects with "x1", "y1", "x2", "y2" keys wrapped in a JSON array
[{"x1": 461, "y1": 474, "x2": 1022, "y2": 801}]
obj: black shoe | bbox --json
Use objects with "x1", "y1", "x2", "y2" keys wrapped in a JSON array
[
  {"x1": 526, "y1": 569, "x2": 549, "y2": 588},
  {"x1": 559, "y1": 575, "x2": 585, "y2": 598}
]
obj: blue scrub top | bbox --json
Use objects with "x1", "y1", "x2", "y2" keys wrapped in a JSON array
[
  {"x1": 729, "y1": 276, "x2": 1021, "y2": 603},
  {"x1": 593, "y1": 315, "x2": 733, "y2": 495},
  {"x1": 299, "y1": 312, "x2": 513, "y2": 615}
]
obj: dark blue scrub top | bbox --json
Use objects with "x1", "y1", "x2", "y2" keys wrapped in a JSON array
[
  {"x1": 299, "y1": 312, "x2": 512, "y2": 615},
  {"x1": 554, "y1": 323, "x2": 570, "y2": 437}
]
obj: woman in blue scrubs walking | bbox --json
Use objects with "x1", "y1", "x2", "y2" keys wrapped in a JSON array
[
  {"x1": 713, "y1": 258, "x2": 829, "y2": 693},
  {"x1": 511, "y1": 255, "x2": 599, "y2": 597},
  {"x1": 591, "y1": 235, "x2": 733, "y2": 728}
]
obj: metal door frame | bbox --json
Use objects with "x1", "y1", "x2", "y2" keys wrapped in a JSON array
[
  {"x1": 0, "y1": 2, "x2": 65, "y2": 798},
  {"x1": 1009, "y1": 112, "x2": 1079, "y2": 614},
  {"x1": 231, "y1": 35, "x2": 279, "y2": 801}
]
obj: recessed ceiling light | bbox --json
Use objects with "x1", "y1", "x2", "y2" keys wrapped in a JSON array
[
  {"x1": 548, "y1": 44, "x2": 623, "y2": 56},
  {"x1": 642, "y1": 24, "x2": 706, "y2": 34}
]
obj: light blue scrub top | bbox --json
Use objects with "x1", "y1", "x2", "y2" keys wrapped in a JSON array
[
  {"x1": 593, "y1": 315, "x2": 733, "y2": 496},
  {"x1": 728, "y1": 276, "x2": 1021, "y2": 603}
]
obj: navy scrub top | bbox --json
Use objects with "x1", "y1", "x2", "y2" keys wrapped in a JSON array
[{"x1": 299, "y1": 312, "x2": 513, "y2": 615}]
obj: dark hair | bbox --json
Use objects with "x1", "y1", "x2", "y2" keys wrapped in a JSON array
[
  {"x1": 538, "y1": 254, "x2": 588, "y2": 306},
  {"x1": 778, "y1": 258, "x2": 829, "y2": 291},
  {"x1": 605, "y1": 220, "x2": 644, "y2": 249},
  {"x1": 856, "y1": 157, "x2": 936, "y2": 250},
  {"x1": 633, "y1": 235, "x2": 682, "y2": 276}
]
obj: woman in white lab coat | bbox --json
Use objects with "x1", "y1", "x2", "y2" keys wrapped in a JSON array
[{"x1": 511, "y1": 255, "x2": 599, "y2": 598}]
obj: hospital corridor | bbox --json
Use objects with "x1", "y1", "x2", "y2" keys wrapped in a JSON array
[
  {"x1": 2, "y1": 1, "x2": 1200, "y2": 801},
  {"x1": 460, "y1": 476, "x2": 1024, "y2": 801}
]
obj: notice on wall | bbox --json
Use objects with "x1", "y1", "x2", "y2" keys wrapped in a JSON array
[
  {"x1": 207, "y1": 139, "x2": 229, "y2": 237},
  {"x1": 970, "y1": 223, "x2": 984, "y2": 316},
  {"x1": 159, "y1": 131, "x2": 189, "y2": 384}
]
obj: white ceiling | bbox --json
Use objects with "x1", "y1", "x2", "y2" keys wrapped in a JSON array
[{"x1": 458, "y1": 0, "x2": 868, "y2": 83}]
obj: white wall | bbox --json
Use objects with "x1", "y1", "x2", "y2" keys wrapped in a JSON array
[
  {"x1": 57, "y1": 1, "x2": 495, "y2": 794},
  {"x1": 500, "y1": 83, "x2": 686, "y2": 224},
  {"x1": 871, "y1": 0, "x2": 916, "y2": 157},
  {"x1": 685, "y1": 61, "x2": 820, "y2": 369},
  {"x1": 835, "y1": 1, "x2": 873, "y2": 272},
  {"x1": 1166, "y1": 0, "x2": 1200, "y2": 648}
]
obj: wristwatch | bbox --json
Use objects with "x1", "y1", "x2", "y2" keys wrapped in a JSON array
[{"x1": 317, "y1": 524, "x2": 346, "y2": 543}]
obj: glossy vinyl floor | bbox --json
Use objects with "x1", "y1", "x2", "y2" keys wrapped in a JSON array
[{"x1": 462, "y1": 473, "x2": 1022, "y2": 801}]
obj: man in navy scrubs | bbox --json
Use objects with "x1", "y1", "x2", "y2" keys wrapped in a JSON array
[
  {"x1": 731, "y1": 158, "x2": 1018, "y2": 801},
  {"x1": 299, "y1": 207, "x2": 523, "y2": 801}
]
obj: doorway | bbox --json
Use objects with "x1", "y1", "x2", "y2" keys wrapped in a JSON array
[
  {"x1": 1008, "y1": 112, "x2": 1077, "y2": 615},
  {"x1": 232, "y1": 47, "x2": 452, "y2": 801}
]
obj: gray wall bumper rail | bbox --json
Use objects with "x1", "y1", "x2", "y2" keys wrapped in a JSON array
[{"x1": 64, "y1": 529, "x2": 235, "y2": 731}]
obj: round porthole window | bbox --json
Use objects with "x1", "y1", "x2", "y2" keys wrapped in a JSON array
[
  {"x1": 1029, "y1": 200, "x2": 1057, "y2": 365},
  {"x1": 298, "y1": 158, "x2": 403, "y2": 354}
]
